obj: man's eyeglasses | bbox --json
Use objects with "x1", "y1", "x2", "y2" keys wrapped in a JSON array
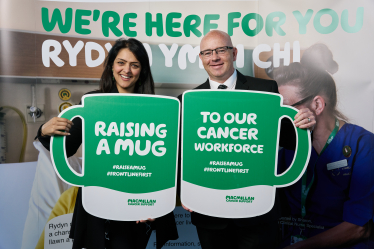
[
  {"x1": 291, "y1": 95, "x2": 314, "y2": 107},
  {"x1": 200, "y1": 46, "x2": 233, "y2": 57}
]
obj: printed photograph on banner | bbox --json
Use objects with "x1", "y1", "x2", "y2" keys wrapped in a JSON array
[{"x1": 261, "y1": 36, "x2": 374, "y2": 249}]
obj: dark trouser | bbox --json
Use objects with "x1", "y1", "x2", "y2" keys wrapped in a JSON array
[
  {"x1": 104, "y1": 220, "x2": 152, "y2": 249},
  {"x1": 196, "y1": 221, "x2": 278, "y2": 249}
]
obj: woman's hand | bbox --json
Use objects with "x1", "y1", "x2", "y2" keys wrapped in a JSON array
[
  {"x1": 41, "y1": 117, "x2": 74, "y2": 136},
  {"x1": 136, "y1": 218, "x2": 156, "y2": 224},
  {"x1": 294, "y1": 108, "x2": 316, "y2": 129}
]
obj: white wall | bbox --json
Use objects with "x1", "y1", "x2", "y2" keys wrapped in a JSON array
[{"x1": 0, "y1": 80, "x2": 191, "y2": 163}]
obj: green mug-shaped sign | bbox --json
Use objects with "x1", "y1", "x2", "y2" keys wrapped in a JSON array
[
  {"x1": 181, "y1": 90, "x2": 311, "y2": 218},
  {"x1": 51, "y1": 94, "x2": 180, "y2": 221}
]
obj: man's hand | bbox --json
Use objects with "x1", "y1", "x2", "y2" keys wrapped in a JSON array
[
  {"x1": 182, "y1": 203, "x2": 193, "y2": 213},
  {"x1": 294, "y1": 108, "x2": 316, "y2": 129}
]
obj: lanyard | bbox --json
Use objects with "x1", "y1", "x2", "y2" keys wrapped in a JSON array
[{"x1": 301, "y1": 118, "x2": 339, "y2": 218}]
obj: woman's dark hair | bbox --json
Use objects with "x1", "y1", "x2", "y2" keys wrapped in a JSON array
[
  {"x1": 99, "y1": 38, "x2": 155, "y2": 94},
  {"x1": 274, "y1": 46, "x2": 348, "y2": 121}
]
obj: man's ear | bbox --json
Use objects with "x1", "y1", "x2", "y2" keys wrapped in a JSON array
[
  {"x1": 232, "y1": 47, "x2": 238, "y2": 61},
  {"x1": 311, "y1": 96, "x2": 325, "y2": 116},
  {"x1": 199, "y1": 53, "x2": 203, "y2": 61}
]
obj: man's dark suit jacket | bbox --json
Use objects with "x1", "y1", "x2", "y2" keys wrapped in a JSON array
[{"x1": 177, "y1": 70, "x2": 296, "y2": 230}]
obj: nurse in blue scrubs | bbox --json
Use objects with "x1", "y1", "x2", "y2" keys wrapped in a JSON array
[{"x1": 274, "y1": 55, "x2": 374, "y2": 248}]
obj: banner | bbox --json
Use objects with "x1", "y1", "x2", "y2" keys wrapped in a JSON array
[{"x1": 0, "y1": 1, "x2": 373, "y2": 249}]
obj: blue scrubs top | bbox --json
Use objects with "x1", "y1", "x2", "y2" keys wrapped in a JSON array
[{"x1": 278, "y1": 123, "x2": 374, "y2": 248}]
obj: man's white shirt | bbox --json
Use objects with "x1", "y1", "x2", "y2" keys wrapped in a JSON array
[{"x1": 209, "y1": 70, "x2": 237, "y2": 90}]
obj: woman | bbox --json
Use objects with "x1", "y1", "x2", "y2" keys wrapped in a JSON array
[
  {"x1": 274, "y1": 57, "x2": 374, "y2": 248},
  {"x1": 36, "y1": 38, "x2": 178, "y2": 249}
]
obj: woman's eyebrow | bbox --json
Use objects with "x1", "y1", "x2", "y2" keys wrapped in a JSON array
[{"x1": 116, "y1": 58, "x2": 140, "y2": 64}]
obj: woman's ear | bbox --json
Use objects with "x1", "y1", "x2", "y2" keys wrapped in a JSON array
[{"x1": 311, "y1": 96, "x2": 325, "y2": 116}]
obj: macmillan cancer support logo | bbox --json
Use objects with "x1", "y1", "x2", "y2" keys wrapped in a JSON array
[
  {"x1": 226, "y1": 195, "x2": 255, "y2": 203},
  {"x1": 128, "y1": 199, "x2": 156, "y2": 206}
]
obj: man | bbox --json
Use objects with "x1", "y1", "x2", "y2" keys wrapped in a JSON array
[{"x1": 178, "y1": 30, "x2": 315, "y2": 249}]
